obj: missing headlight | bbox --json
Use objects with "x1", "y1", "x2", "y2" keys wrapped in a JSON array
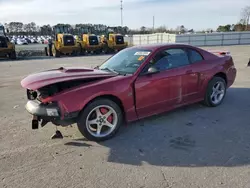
[{"x1": 27, "y1": 89, "x2": 38, "y2": 100}]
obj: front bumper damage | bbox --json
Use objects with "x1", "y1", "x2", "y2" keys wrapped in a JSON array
[
  {"x1": 26, "y1": 100, "x2": 60, "y2": 117},
  {"x1": 25, "y1": 100, "x2": 78, "y2": 129}
]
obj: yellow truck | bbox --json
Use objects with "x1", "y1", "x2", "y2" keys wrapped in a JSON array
[
  {"x1": 0, "y1": 24, "x2": 16, "y2": 60},
  {"x1": 46, "y1": 25, "x2": 80, "y2": 57},
  {"x1": 100, "y1": 27, "x2": 128, "y2": 54},
  {"x1": 76, "y1": 27, "x2": 102, "y2": 55}
]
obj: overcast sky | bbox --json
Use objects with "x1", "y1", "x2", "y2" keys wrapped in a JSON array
[{"x1": 0, "y1": 0, "x2": 249, "y2": 30}]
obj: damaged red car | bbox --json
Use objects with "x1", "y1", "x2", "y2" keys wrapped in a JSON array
[{"x1": 21, "y1": 44, "x2": 237, "y2": 142}]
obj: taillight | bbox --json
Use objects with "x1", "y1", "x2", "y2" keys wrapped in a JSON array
[{"x1": 219, "y1": 51, "x2": 230, "y2": 56}]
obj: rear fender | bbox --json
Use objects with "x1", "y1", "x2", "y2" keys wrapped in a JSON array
[{"x1": 200, "y1": 66, "x2": 226, "y2": 97}]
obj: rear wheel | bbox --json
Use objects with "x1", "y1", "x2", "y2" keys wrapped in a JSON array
[
  {"x1": 203, "y1": 76, "x2": 227, "y2": 107},
  {"x1": 77, "y1": 99, "x2": 123, "y2": 142}
]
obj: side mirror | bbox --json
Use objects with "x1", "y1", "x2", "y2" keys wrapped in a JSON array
[{"x1": 144, "y1": 66, "x2": 160, "y2": 75}]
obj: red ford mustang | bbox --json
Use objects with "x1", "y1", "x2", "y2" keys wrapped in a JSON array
[{"x1": 21, "y1": 43, "x2": 237, "y2": 142}]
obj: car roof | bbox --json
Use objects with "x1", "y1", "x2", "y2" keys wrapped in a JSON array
[{"x1": 130, "y1": 43, "x2": 196, "y2": 51}]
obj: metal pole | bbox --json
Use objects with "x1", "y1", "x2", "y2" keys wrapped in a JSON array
[
  {"x1": 246, "y1": 15, "x2": 249, "y2": 31},
  {"x1": 153, "y1": 16, "x2": 155, "y2": 33},
  {"x1": 120, "y1": 0, "x2": 123, "y2": 27}
]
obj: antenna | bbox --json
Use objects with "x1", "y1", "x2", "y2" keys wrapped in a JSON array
[{"x1": 120, "y1": 0, "x2": 123, "y2": 27}]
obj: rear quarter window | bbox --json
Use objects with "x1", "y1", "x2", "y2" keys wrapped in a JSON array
[{"x1": 188, "y1": 49, "x2": 204, "y2": 63}]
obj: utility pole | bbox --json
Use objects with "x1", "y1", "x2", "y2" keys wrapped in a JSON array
[
  {"x1": 153, "y1": 15, "x2": 155, "y2": 33},
  {"x1": 120, "y1": 0, "x2": 123, "y2": 27},
  {"x1": 246, "y1": 15, "x2": 249, "y2": 31}
]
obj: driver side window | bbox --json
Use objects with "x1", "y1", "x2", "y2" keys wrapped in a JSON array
[{"x1": 150, "y1": 48, "x2": 190, "y2": 71}]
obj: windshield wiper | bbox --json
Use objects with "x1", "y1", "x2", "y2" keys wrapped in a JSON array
[
  {"x1": 94, "y1": 65, "x2": 100, "y2": 69},
  {"x1": 100, "y1": 67, "x2": 119, "y2": 74}
]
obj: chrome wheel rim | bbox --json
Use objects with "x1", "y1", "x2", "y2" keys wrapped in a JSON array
[
  {"x1": 86, "y1": 105, "x2": 118, "y2": 138},
  {"x1": 210, "y1": 81, "x2": 225, "y2": 105}
]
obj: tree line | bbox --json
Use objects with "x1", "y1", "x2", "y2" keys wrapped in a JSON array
[
  {"x1": 3, "y1": 22, "x2": 129, "y2": 36},
  {"x1": 2, "y1": 22, "x2": 204, "y2": 36},
  {"x1": 3, "y1": 22, "x2": 189, "y2": 36},
  {"x1": 3, "y1": 6, "x2": 250, "y2": 36},
  {"x1": 214, "y1": 6, "x2": 250, "y2": 32}
]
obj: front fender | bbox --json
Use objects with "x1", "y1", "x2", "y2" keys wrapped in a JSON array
[
  {"x1": 43, "y1": 76, "x2": 135, "y2": 120},
  {"x1": 79, "y1": 91, "x2": 123, "y2": 111}
]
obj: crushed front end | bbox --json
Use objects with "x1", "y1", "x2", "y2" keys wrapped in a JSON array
[
  {"x1": 25, "y1": 86, "x2": 79, "y2": 130},
  {"x1": 21, "y1": 66, "x2": 118, "y2": 131}
]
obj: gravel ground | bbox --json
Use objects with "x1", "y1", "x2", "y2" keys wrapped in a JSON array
[{"x1": 0, "y1": 45, "x2": 250, "y2": 188}]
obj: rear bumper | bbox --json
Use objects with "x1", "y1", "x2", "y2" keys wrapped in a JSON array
[
  {"x1": 59, "y1": 46, "x2": 80, "y2": 53},
  {"x1": 86, "y1": 45, "x2": 102, "y2": 51}
]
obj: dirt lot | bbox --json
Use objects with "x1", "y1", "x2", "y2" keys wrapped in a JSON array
[{"x1": 0, "y1": 45, "x2": 250, "y2": 188}]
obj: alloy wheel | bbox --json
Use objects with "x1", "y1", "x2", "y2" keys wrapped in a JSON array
[
  {"x1": 210, "y1": 81, "x2": 225, "y2": 105},
  {"x1": 86, "y1": 105, "x2": 118, "y2": 138}
]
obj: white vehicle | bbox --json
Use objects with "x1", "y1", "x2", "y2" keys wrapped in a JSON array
[
  {"x1": 11, "y1": 39, "x2": 17, "y2": 44},
  {"x1": 17, "y1": 38, "x2": 28, "y2": 45}
]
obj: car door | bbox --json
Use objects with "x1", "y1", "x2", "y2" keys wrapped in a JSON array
[
  {"x1": 134, "y1": 47, "x2": 190, "y2": 119},
  {"x1": 181, "y1": 48, "x2": 206, "y2": 102},
  {"x1": 159, "y1": 48, "x2": 200, "y2": 104}
]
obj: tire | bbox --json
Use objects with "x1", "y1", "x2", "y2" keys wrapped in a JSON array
[
  {"x1": 9, "y1": 51, "x2": 17, "y2": 60},
  {"x1": 48, "y1": 44, "x2": 53, "y2": 56},
  {"x1": 203, "y1": 76, "x2": 227, "y2": 107},
  {"x1": 71, "y1": 51, "x2": 77, "y2": 56},
  {"x1": 44, "y1": 47, "x2": 48, "y2": 56},
  {"x1": 52, "y1": 44, "x2": 60, "y2": 57},
  {"x1": 102, "y1": 44, "x2": 109, "y2": 54},
  {"x1": 78, "y1": 43, "x2": 85, "y2": 56},
  {"x1": 77, "y1": 99, "x2": 123, "y2": 142},
  {"x1": 95, "y1": 49, "x2": 101, "y2": 55}
]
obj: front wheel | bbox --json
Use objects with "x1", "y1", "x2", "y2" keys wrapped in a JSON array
[
  {"x1": 77, "y1": 99, "x2": 123, "y2": 142},
  {"x1": 203, "y1": 76, "x2": 227, "y2": 107}
]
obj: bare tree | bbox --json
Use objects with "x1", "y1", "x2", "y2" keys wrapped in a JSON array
[{"x1": 241, "y1": 6, "x2": 250, "y2": 31}]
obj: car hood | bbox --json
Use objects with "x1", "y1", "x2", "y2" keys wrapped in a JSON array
[{"x1": 21, "y1": 67, "x2": 118, "y2": 90}]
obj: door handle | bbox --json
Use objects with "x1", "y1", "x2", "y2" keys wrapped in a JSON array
[{"x1": 186, "y1": 70, "x2": 193, "y2": 74}]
